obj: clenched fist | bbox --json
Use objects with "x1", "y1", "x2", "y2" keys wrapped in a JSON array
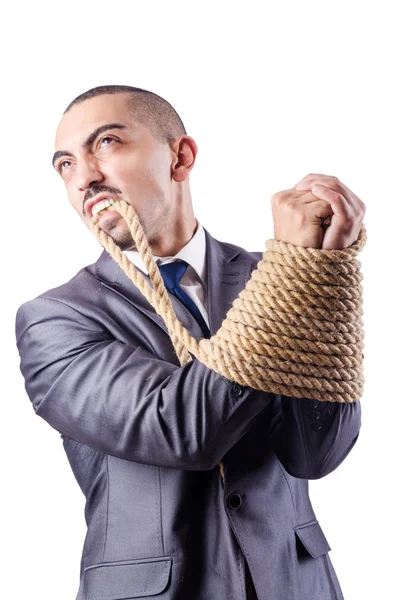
[{"x1": 271, "y1": 173, "x2": 366, "y2": 250}]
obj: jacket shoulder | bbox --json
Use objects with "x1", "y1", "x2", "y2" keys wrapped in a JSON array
[
  {"x1": 208, "y1": 231, "x2": 263, "y2": 265},
  {"x1": 15, "y1": 260, "x2": 102, "y2": 329}
]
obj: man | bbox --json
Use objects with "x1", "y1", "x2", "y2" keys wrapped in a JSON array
[{"x1": 15, "y1": 85, "x2": 366, "y2": 600}]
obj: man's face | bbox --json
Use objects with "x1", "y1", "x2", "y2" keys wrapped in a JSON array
[{"x1": 54, "y1": 93, "x2": 182, "y2": 251}]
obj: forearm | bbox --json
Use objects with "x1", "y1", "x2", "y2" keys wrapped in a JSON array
[{"x1": 16, "y1": 296, "x2": 272, "y2": 470}]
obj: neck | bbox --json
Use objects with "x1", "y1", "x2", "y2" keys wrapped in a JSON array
[
  {"x1": 149, "y1": 190, "x2": 197, "y2": 256},
  {"x1": 153, "y1": 217, "x2": 198, "y2": 257}
]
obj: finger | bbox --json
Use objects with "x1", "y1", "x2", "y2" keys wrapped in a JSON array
[
  {"x1": 309, "y1": 184, "x2": 352, "y2": 221},
  {"x1": 273, "y1": 188, "x2": 334, "y2": 211},
  {"x1": 295, "y1": 176, "x2": 358, "y2": 209},
  {"x1": 294, "y1": 173, "x2": 334, "y2": 188},
  {"x1": 295, "y1": 175, "x2": 342, "y2": 192},
  {"x1": 292, "y1": 189, "x2": 332, "y2": 211}
]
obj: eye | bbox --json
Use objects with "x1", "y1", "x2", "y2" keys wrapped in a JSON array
[
  {"x1": 99, "y1": 136, "x2": 119, "y2": 148},
  {"x1": 58, "y1": 160, "x2": 71, "y2": 173}
]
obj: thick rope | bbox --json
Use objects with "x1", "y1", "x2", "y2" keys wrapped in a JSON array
[{"x1": 90, "y1": 200, "x2": 366, "y2": 405}]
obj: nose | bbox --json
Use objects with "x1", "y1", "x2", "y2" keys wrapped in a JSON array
[{"x1": 75, "y1": 157, "x2": 104, "y2": 191}]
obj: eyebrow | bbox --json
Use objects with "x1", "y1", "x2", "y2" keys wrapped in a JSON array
[{"x1": 52, "y1": 122, "x2": 127, "y2": 168}]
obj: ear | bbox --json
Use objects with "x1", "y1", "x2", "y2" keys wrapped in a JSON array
[{"x1": 170, "y1": 136, "x2": 198, "y2": 182}]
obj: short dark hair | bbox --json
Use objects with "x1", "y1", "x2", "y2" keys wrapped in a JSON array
[{"x1": 64, "y1": 84, "x2": 187, "y2": 145}]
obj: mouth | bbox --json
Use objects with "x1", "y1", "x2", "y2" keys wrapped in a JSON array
[{"x1": 88, "y1": 197, "x2": 118, "y2": 219}]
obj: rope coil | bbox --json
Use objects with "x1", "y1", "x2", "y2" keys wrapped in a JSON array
[{"x1": 90, "y1": 200, "x2": 367, "y2": 404}]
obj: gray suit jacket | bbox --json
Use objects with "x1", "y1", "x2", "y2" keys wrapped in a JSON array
[{"x1": 15, "y1": 227, "x2": 361, "y2": 600}]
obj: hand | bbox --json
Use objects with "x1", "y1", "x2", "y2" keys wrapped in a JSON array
[{"x1": 271, "y1": 173, "x2": 366, "y2": 249}]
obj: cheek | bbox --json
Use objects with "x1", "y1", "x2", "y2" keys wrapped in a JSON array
[
  {"x1": 119, "y1": 163, "x2": 165, "y2": 195},
  {"x1": 118, "y1": 148, "x2": 168, "y2": 187},
  {"x1": 67, "y1": 192, "x2": 83, "y2": 216}
]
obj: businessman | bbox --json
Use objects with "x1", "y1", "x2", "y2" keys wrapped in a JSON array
[{"x1": 15, "y1": 85, "x2": 366, "y2": 600}]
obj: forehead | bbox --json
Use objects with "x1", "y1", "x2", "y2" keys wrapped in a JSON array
[{"x1": 55, "y1": 93, "x2": 144, "y2": 149}]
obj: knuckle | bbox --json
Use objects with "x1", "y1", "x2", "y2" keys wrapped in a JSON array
[
  {"x1": 288, "y1": 197, "x2": 300, "y2": 209},
  {"x1": 271, "y1": 191, "x2": 289, "y2": 205},
  {"x1": 330, "y1": 190, "x2": 343, "y2": 201},
  {"x1": 271, "y1": 192, "x2": 281, "y2": 205},
  {"x1": 345, "y1": 215, "x2": 356, "y2": 226},
  {"x1": 271, "y1": 192, "x2": 280, "y2": 205}
]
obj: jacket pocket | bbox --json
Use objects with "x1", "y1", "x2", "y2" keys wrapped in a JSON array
[
  {"x1": 294, "y1": 520, "x2": 331, "y2": 558},
  {"x1": 80, "y1": 556, "x2": 172, "y2": 599}
]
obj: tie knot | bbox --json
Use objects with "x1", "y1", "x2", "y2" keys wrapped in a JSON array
[{"x1": 158, "y1": 260, "x2": 188, "y2": 291}]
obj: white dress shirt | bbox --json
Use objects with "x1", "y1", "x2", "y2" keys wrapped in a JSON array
[{"x1": 122, "y1": 220, "x2": 210, "y2": 329}]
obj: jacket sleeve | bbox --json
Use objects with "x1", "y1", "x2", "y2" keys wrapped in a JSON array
[
  {"x1": 268, "y1": 393, "x2": 362, "y2": 479},
  {"x1": 247, "y1": 251, "x2": 362, "y2": 479},
  {"x1": 15, "y1": 295, "x2": 273, "y2": 471}
]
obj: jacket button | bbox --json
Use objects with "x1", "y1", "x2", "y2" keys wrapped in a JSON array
[
  {"x1": 231, "y1": 383, "x2": 243, "y2": 397},
  {"x1": 307, "y1": 399, "x2": 318, "y2": 409},
  {"x1": 309, "y1": 409, "x2": 321, "y2": 420},
  {"x1": 310, "y1": 422, "x2": 322, "y2": 431},
  {"x1": 227, "y1": 493, "x2": 243, "y2": 510}
]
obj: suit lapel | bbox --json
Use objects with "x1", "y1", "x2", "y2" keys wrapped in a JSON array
[
  {"x1": 204, "y1": 228, "x2": 253, "y2": 335},
  {"x1": 95, "y1": 227, "x2": 253, "y2": 339}
]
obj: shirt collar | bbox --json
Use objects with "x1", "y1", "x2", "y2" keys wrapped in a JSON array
[{"x1": 122, "y1": 219, "x2": 207, "y2": 285}]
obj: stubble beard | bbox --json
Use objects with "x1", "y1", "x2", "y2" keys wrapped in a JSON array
[
  {"x1": 97, "y1": 210, "x2": 153, "y2": 252},
  {"x1": 95, "y1": 192, "x2": 168, "y2": 253}
]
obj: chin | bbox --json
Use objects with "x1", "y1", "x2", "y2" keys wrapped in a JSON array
[
  {"x1": 111, "y1": 232, "x2": 137, "y2": 252},
  {"x1": 117, "y1": 239, "x2": 137, "y2": 251},
  {"x1": 99, "y1": 216, "x2": 136, "y2": 251}
]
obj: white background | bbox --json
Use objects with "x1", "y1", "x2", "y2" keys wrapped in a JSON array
[{"x1": 2, "y1": 1, "x2": 396, "y2": 598}]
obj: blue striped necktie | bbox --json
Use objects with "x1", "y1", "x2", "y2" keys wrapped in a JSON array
[{"x1": 158, "y1": 260, "x2": 211, "y2": 339}]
